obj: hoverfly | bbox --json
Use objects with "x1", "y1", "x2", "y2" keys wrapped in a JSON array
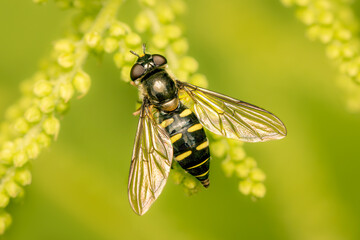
[{"x1": 128, "y1": 44, "x2": 286, "y2": 215}]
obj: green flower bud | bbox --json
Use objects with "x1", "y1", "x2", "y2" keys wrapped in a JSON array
[
  {"x1": 244, "y1": 157, "x2": 257, "y2": 169},
  {"x1": 125, "y1": 32, "x2": 142, "y2": 47},
  {"x1": 183, "y1": 177, "x2": 197, "y2": 189},
  {"x1": 37, "y1": 132, "x2": 52, "y2": 148},
  {"x1": 0, "y1": 192, "x2": 9, "y2": 208},
  {"x1": 306, "y1": 25, "x2": 320, "y2": 41},
  {"x1": 189, "y1": 73, "x2": 208, "y2": 88},
  {"x1": 85, "y1": 31, "x2": 101, "y2": 48},
  {"x1": 152, "y1": 34, "x2": 169, "y2": 49},
  {"x1": 0, "y1": 149, "x2": 13, "y2": 164},
  {"x1": 251, "y1": 183, "x2": 266, "y2": 198},
  {"x1": 113, "y1": 52, "x2": 125, "y2": 68},
  {"x1": 250, "y1": 168, "x2": 266, "y2": 182},
  {"x1": 336, "y1": 29, "x2": 352, "y2": 41},
  {"x1": 235, "y1": 163, "x2": 250, "y2": 178},
  {"x1": 13, "y1": 151, "x2": 28, "y2": 167},
  {"x1": 135, "y1": 14, "x2": 151, "y2": 33},
  {"x1": 73, "y1": 70, "x2": 91, "y2": 96},
  {"x1": 4, "y1": 181, "x2": 22, "y2": 198},
  {"x1": 210, "y1": 141, "x2": 226, "y2": 158},
  {"x1": 2, "y1": 142, "x2": 15, "y2": 151},
  {"x1": 156, "y1": 5, "x2": 175, "y2": 23},
  {"x1": 57, "y1": 53, "x2": 75, "y2": 68},
  {"x1": 238, "y1": 180, "x2": 252, "y2": 195},
  {"x1": 164, "y1": 25, "x2": 182, "y2": 40},
  {"x1": 33, "y1": 80, "x2": 52, "y2": 97},
  {"x1": 171, "y1": 38, "x2": 188, "y2": 55},
  {"x1": 15, "y1": 169, "x2": 32, "y2": 186},
  {"x1": 180, "y1": 56, "x2": 198, "y2": 73},
  {"x1": 14, "y1": 138, "x2": 24, "y2": 150},
  {"x1": 104, "y1": 37, "x2": 119, "y2": 53},
  {"x1": 26, "y1": 142, "x2": 40, "y2": 159},
  {"x1": 54, "y1": 39, "x2": 75, "y2": 53},
  {"x1": 326, "y1": 42, "x2": 341, "y2": 60},
  {"x1": 345, "y1": 61, "x2": 359, "y2": 77},
  {"x1": 60, "y1": 82, "x2": 75, "y2": 102},
  {"x1": 296, "y1": 8, "x2": 315, "y2": 25},
  {"x1": 13, "y1": 118, "x2": 29, "y2": 134},
  {"x1": 56, "y1": 100, "x2": 70, "y2": 114},
  {"x1": 342, "y1": 43, "x2": 357, "y2": 59},
  {"x1": 319, "y1": 27, "x2": 333, "y2": 44},
  {"x1": 0, "y1": 212, "x2": 11, "y2": 235},
  {"x1": 172, "y1": 170, "x2": 185, "y2": 184},
  {"x1": 221, "y1": 160, "x2": 235, "y2": 177},
  {"x1": 314, "y1": 0, "x2": 331, "y2": 10},
  {"x1": 318, "y1": 11, "x2": 333, "y2": 25},
  {"x1": 0, "y1": 165, "x2": 8, "y2": 178},
  {"x1": 79, "y1": 17, "x2": 93, "y2": 34},
  {"x1": 170, "y1": 0, "x2": 186, "y2": 15},
  {"x1": 39, "y1": 96, "x2": 55, "y2": 113},
  {"x1": 123, "y1": 52, "x2": 137, "y2": 63},
  {"x1": 0, "y1": 143, "x2": 15, "y2": 164},
  {"x1": 229, "y1": 146, "x2": 246, "y2": 161},
  {"x1": 109, "y1": 22, "x2": 128, "y2": 38},
  {"x1": 174, "y1": 69, "x2": 189, "y2": 82},
  {"x1": 121, "y1": 66, "x2": 132, "y2": 82},
  {"x1": 42, "y1": 116, "x2": 60, "y2": 137},
  {"x1": 24, "y1": 106, "x2": 42, "y2": 123}
]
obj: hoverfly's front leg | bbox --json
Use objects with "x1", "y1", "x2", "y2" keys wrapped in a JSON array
[
  {"x1": 133, "y1": 102, "x2": 154, "y2": 116},
  {"x1": 132, "y1": 108, "x2": 141, "y2": 116}
]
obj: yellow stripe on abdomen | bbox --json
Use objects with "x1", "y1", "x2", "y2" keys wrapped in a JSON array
[
  {"x1": 160, "y1": 118, "x2": 174, "y2": 128},
  {"x1": 179, "y1": 109, "x2": 192, "y2": 117},
  {"x1": 195, "y1": 169, "x2": 209, "y2": 178},
  {"x1": 170, "y1": 133, "x2": 182, "y2": 143},
  {"x1": 196, "y1": 140, "x2": 209, "y2": 150},
  {"x1": 175, "y1": 150, "x2": 192, "y2": 161},
  {"x1": 187, "y1": 123, "x2": 202, "y2": 132},
  {"x1": 187, "y1": 157, "x2": 209, "y2": 170}
]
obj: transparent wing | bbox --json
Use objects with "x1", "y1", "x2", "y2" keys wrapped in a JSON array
[
  {"x1": 128, "y1": 102, "x2": 173, "y2": 215},
  {"x1": 178, "y1": 80, "x2": 287, "y2": 142}
]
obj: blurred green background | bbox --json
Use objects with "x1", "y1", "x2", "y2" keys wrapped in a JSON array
[{"x1": 1, "y1": 1, "x2": 360, "y2": 240}]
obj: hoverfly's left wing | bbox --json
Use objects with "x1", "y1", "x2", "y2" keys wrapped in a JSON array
[
  {"x1": 177, "y1": 81, "x2": 286, "y2": 142},
  {"x1": 128, "y1": 102, "x2": 173, "y2": 215}
]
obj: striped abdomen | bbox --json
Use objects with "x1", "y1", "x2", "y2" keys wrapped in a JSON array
[{"x1": 159, "y1": 103, "x2": 210, "y2": 187}]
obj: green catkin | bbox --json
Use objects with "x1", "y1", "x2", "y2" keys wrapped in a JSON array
[
  {"x1": 281, "y1": 0, "x2": 360, "y2": 112},
  {"x1": 0, "y1": 0, "x2": 267, "y2": 234},
  {"x1": 0, "y1": 0, "x2": 123, "y2": 234}
]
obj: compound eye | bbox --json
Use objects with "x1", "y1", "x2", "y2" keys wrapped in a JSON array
[
  {"x1": 152, "y1": 54, "x2": 167, "y2": 66},
  {"x1": 130, "y1": 64, "x2": 145, "y2": 80}
]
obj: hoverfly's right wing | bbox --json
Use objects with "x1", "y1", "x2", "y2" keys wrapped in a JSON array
[
  {"x1": 177, "y1": 81, "x2": 286, "y2": 142},
  {"x1": 128, "y1": 102, "x2": 173, "y2": 215}
]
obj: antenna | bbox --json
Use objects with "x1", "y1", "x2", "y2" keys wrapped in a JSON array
[
  {"x1": 142, "y1": 43, "x2": 146, "y2": 54},
  {"x1": 130, "y1": 50, "x2": 140, "y2": 57}
]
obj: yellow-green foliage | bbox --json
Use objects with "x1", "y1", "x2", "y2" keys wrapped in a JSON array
[
  {"x1": 281, "y1": 0, "x2": 360, "y2": 111},
  {"x1": 0, "y1": 0, "x2": 266, "y2": 234}
]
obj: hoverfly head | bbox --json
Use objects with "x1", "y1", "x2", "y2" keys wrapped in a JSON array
[{"x1": 130, "y1": 44, "x2": 168, "y2": 81}]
